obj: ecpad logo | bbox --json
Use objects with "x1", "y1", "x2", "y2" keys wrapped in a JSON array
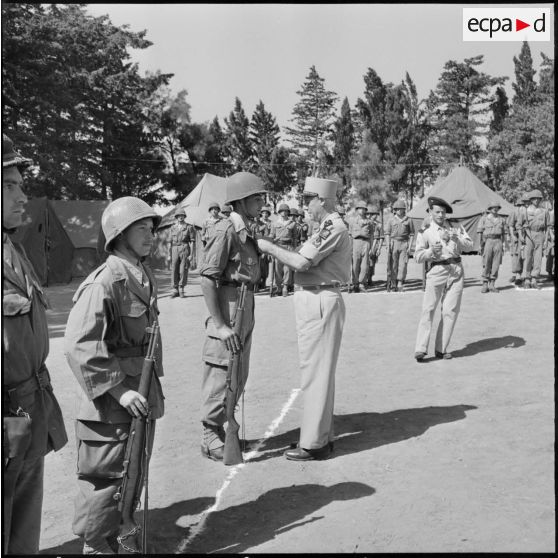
[{"x1": 463, "y1": 8, "x2": 551, "y2": 42}]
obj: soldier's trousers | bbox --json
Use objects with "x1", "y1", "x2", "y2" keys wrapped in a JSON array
[
  {"x1": 510, "y1": 240, "x2": 524, "y2": 275},
  {"x1": 201, "y1": 286, "x2": 255, "y2": 427},
  {"x1": 3, "y1": 455, "x2": 44, "y2": 554},
  {"x1": 259, "y1": 255, "x2": 269, "y2": 285},
  {"x1": 415, "y1": 262, "x2": 464, "y2": 354},
  {"x1": 274, "y1": 248, "x2": 292, "y2": 287},
  {"x1": 73, "y1": 420, "x2": 156, "y2": 544},
  {"x1": 481, "y1": 238, "x2": 503, "y2": 281},
  {"x1": 352, "y1": 238, "x2": 371, "y2": 285},
  {"x1": 390, "y1": 239, "x2": 410, "y2": 281},
  {"x1": 171, "y1": 246, "x2": 190, "y2": 289},
  {"x1": 294, "y1": 288, "x2": 346, "y2": 450},
  {"x1": 522, "y1": 230, "x2": 545, "y2": 280},
  {"x1": 545, "y1": 246, "x2": 554, "y2": 276}
]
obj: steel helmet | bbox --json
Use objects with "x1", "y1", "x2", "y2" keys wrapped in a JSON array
[
  {"x1": 277, "y1": 203, "x2": 290, "y2": 213},
  {"x1": 289, "y1": 207, "x2": 299, "y2": 216},
  {"x1": 102, "y1": 197, "x2": 161, "y2": 252},
  {"x1": 208, "y1": 201, "x2": 220, "y2": 211},
  {"x1": 528, "y1": 189, "x2": 543, "y2": 199},
  {"x1": 174, "y1": 207, "x2": 186, "y2": 217},
  {"x1": 487, "y1": 201, "x2": 501, "y2": 210},
  {"x1": 220, "y1": 204, "x2": 233, "y2": 213},
  {"x1": 260, "y1": 205, "x2": 272, "y2": 215},
  {"x1": 225, "y1": 172, "x2": 267, "y2": 204},
  {"x1": 3, "y1": 134, "x2": 32, "y2": 169},
  {"x1": 355, "y1": 200, "x2": 368, "y2": 210},
  {"x1": 392, "y1": 199, "x2": 406, "y2": 210}
]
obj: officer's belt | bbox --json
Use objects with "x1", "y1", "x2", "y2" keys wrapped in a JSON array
[
  {"x1": 276, "y1": 241, "x2": 293, "y2": 246},
  {"x1": 353, "y1": 236, "x2": 371, "y2": 241},
  {"x1": 3, "y1": 364, "x2": 52, "y2": 412},
  {"x1": 391, "y1": 236, "x2": 410, "y2": 241},
  {"x1": 484, "y1": 234, "x2": 503, "y2": 239},
  {"x1": 431, "y1": 257, "x2": 461, "y2": 267},
  {"x1": 294, "y1": 283, "x2": 342, "y2": 291},
  {"x1": 112, "y1": 344, "x2": 148, "y2": 358},
  {"x1": 219, "y1": 280, "x2": 255, "y2": 291}
]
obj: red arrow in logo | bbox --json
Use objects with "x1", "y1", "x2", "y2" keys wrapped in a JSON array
[{"x1": 516, "y1": 19, "x2": 530, "y2": 31}]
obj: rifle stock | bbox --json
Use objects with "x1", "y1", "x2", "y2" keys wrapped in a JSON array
[
  {"x1": 223, "y1": 284, "x2": 247, "y2": 466},
  {"x1": 114, "y1": 322, "x2": 159, "y2": 554}
]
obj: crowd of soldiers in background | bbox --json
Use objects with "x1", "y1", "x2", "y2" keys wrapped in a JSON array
[{"x1": 166, "y1": 190, "x2": 555, "y2": 297}]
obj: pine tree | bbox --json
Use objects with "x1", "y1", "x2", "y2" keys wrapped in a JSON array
[
  {"x1": 205, "y1": 117, "x2": 230, "y2": 176},
  {"x1": 285, "y1": 65, "x2": 339, "y2": 175},
  {"x1": 489, "y1": 87, "x2": 509, "y2": 136},
  {"x1": 332, "y1": 97, "x2": 355, "y2": 192},
  {"x1": 224, "y1": 97, "x2": 253, "y2": 172},
  {"x1": 426, "y1": 55, "x2": 506, "y2": 170},
  {"x1": 512, "y1": 41, "x2": 537, "y2": 105},
  {"x1": 250, "y1": 100, "x2": 280, "y2": 169},
  {"x1": 537, "y1": 52, "x2": 554, "y2": 98}
]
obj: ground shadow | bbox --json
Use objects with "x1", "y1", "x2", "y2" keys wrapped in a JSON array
[
  {"x1": 451, "y1": 335, "x2": 525, "y2": 358},
  {"x1": 183, "y1": 482, "x2": 375, "y2": 554},
  {"x1": 40, "y1": 496, "x2": 215, "y2": 555},
  {"x1": 251, "y1": 404, "x2": 476, "y2": 463}
]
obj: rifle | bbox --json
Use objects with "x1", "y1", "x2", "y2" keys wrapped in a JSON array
[
  {"x1": 114, "y1": 322, "x2": 159, "y2": 554},
  {"x1": 386, "y1": 240, "x2": 394, "y2": 292},
  {"x1": 223, "y1": 284, "x2": 247, "y2": 465}
]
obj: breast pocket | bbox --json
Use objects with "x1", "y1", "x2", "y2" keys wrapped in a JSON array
[{"x1": 119, "y1": 296, "x2": 149, "y2": 340}]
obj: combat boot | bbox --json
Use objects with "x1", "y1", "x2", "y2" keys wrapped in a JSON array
[
  {"x1": 171, "y1": 289, "x2": 179, "y2": 298},
  {"x1": 201, "y1": 423, "x2": 225, "y2": 461},
  {"x1": 180, "y1": 288, "x2": 185, "y2": 298},
  {"x1": 481, "y1": 281, "x2": 489, "y2": 293},
  {"x1": 530, "y1": 278, "x2": 541, "y2": 290},
  {"x1": 488, "y1": 280, "x2": 499, "y2": 293},
  {"x1": 522, "y1": 278, "x2": 531, "y2": 289}
]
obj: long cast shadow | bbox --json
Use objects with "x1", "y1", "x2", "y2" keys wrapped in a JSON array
[
  {"x1": 182, "y1": 482, "x2": 375, "y2": 554},
  {"x1": 251, "y1": 404, "x2": 477, "y2": 463},
  {"x1": 451, "y1": 335, "x2": 525, "y2": 358},
  {"x1": 40, "y1": 496, "x2": 215, "y2": 555}
]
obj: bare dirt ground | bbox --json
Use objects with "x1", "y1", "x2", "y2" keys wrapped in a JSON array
[{"x1": 38, "y1": 253, "x2": 554, "y2": 554}]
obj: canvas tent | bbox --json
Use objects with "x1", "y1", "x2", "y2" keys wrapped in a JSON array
[
  {"x1": 51, "y1": 200, "x2": 109, "y2": 277},
  {"x1": 158, "y1": 173, "x2": 229, "y2": 269},
  {"x1": 11, "y1": 197, "x2": 74, "y2": 285},
  {"x1": 408, "y1": 165, "x2": 515, "y2": 252}
]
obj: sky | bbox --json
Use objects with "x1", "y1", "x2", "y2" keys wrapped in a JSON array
[{"x1": 85, "y1": 3, "x2": 555, "y2": 131}]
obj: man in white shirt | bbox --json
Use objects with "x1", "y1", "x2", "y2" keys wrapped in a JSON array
[{"x1": 413, "y1": 196, "x2": 473, "y2": 361}]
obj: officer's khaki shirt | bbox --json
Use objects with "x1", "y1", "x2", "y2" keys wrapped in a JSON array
[
  {"x1": 385, "y1": 214, "x2": 415, "y2": 240},
  {"x1": 295, "y1": 212, "x2": 351, "y2": 286},
  {"x1": 199, "y1": 211, "x2": 260, "y2": 285},
  {"x1": 170, "y1": 222, "x2": 192, "y2": 246},
  {"x1": 477, "y1": 213, "x2": 506, "y2": 236},
  {"x1": 271, "y1": 218, "x2": 296, "y2": 245},
  {"x1": 414, "y1": 221, "x2": 473, "y2": 263}
]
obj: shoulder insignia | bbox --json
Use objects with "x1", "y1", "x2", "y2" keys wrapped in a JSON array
[
  {"x1": 319, "y1": 229, "x2": 332, "y2": 240},
  {"x1": 323, "y1": 220, "x2": 333, "y2": 230},
  {"x1": 312, "y1": 236, "x2": 322, "y2": 247}
]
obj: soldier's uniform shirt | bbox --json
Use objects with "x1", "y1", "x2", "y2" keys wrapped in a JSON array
[
  {"x1": 271, "y1": 218, "x2": 297, "y2": 287},
  {"x1": 507, "y1": 207, "x2": 526, "y2": 273},
  {"x1": 349, "y1": 216, "x2": 373, "y2": 285},
  {"x1": 255, "y1": 217, "x2": 272, "y2": 283},
  {"x1": 414, "y1": 221, "x2": 473, "y2": 354},
  {"x1": 518, "y1": 205, "x2": 550, "y2": 280},
  {"x1": 64, "y1": 254, "x2": 164, "y2": 544},
  {"x1": 198, "y1": 212, "x2": 259, "y2": 427},
  {"x1": 201, "y1": 216, "x2": 222, "y2": 244},
  {"x1": 3, "y1": 235, "x2": 68, "y2": 555},
  {"x1": 477, "y1": 212, "x2": 506, "y2": 281},
  {"x1": 385, "y1": 214, "x2": 415, "y2": 281},
  {"x1": 293, "y1": 213, "x2": 351, "y2": 450},
  {"x1": 170, "y1": 222, "x2": 193, "y2": 289}
]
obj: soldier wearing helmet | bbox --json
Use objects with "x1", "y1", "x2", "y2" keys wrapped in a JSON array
[
  {"x1": 364, "y1": 205, "x2": 382, "y2": 286},
  {"x1": 169, "y1": 207, "x2": 194, "y2": 298},
  {"x1": 295, "y1": 208, "x2": 310, "y2": 243},
  {"x1": 270, "y1": 202, "x2": 297, "y2": 296},
  {"x1": 220, "y1": 204, "x2": 233, "y2": 218},
  {"x1": 516, "y1": 189, "x2": 550, "y2": 289},
  {"x1": 477, "y1": 201, "x2": 507, "y2": 293},
  {"x1": 3, "y1": 135, "x2": 68, "y2": 554},
  {"x1": 348, "y1": 200, "x2": 373, "y2": 292},
  {"x1": 64, "y1": 196, "x2": 164, "y2": 553},
  {"x1": 198, "y1": 172, "x2": 267, "y2": 462},
  {"x1": 257, "y1": 177, "x2": 351, "y2": 461},
  {"x1": 507, "y1": 195, "x2": 529, "y2": 285},
  {"x1": 254, "y1": 205, "x2": 273, "y2": 290},
  {"x1": 384, "y1": 199, "x2": 415, "y2": 292},
  {"x1": 201, "y1": 201, "x2": 222, "y2": 246}
]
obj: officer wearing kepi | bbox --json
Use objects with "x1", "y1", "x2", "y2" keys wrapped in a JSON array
[
  {"x1": 198, "y1": 172, "x2": 267, "y2": 461},
  {"x1": 385, "y1": 199, "x2": 415, "y2": 292},
  {"x1": 3, "y1": 135, "x2": 68, "y2": 555},
  {"x1": 258, "y1": 177, "x2": 351, "y2": 461},
  {"x1": 64, "y1": 197, "x2": 165, "y2": 554},
  {"x1": 414, "y1": 196, "x2": 473, "y2": 361},
  {"x1": 169, "y1": 207, "x2": 193, "y2": 298},
  {"x1": 477, "y1": 201, "x2": 507, "y2": 293}
]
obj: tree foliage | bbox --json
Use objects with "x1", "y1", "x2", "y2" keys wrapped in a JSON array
[
  {"x1": 331, "y1": 97, "x2": 355, "y2": 192},
  {"x1": 223, "y1": 97, "x2": 253, "y2": 172}
]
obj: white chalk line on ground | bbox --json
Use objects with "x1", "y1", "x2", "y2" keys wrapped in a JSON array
[{"x1": 175, "y1": 388, "x2": 301, "y2": 554}]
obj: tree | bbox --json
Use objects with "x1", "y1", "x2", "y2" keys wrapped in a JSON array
[
  {"x1": 425, "y1": 55, "x2": 506, "y2": 171},
  {"x1": 266, "y1": 146, "x2": 298, "y2": 207},
  {"x1": 285, "y1": 65, "x2": 339, "y2": 175},
  {"x1": 223, "y1": 97, "x2": 253, "y2": 172},
  {"x1": 331, "y1": 97, "x2": 355, "y2": 192},
  {"x1": 249, "y1": 100, "x2": 280, "y2": 182},
  {"x1": 512, "y1": 41, "x2": 537, "y2": 105},
  {"x1": 489, "y1": 86, "x2": 509, "y2": 136},
  {"x1": 537, "y1": 52, "x2": 554, "y2": 98}
]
